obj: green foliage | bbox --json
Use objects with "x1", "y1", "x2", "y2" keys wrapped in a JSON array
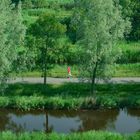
[
  {"x1": 24, "y1": 8, "x2": 55, "y2": 17},
  {"x1": 81, "y1": 97, "x2": 97, "y2": 109},
  {"x1": 113, "y1": 0, "x2": 140, "y2": 40},
  {"x1": 118, "y1": 96, "x2": 140, "y2": 108},
  {"x1": 72, "y1": 0, "x2": 131, "y2": 93},
  {"x1": 119, "y1": 0, "x2": 134, "y2": 18},
  {"x1": 97, "y1": 96, "x2": 118, "y2": 108},
  {"x1": 32, "y1": 0, "x2": 49, "y2": 8},
  {"x1": 129, "y1": 0, "x2": 140, "y2": 41},
  {"x1": 16, "y1": 62, "x2": 140, "y2": 78},
  {"x1": 27, "y1": 13, "x2": 67, "y2": 83},
  {"x1": 0, "y1": 0, "x2": 26, "y2": 91},
  {"x1": 14, "y1": 96, "x2": 45, "y2": 110},
  {"x1": 0, "y1": 83, "x2": 139, "y2": 110},
  {"x1": 29, "y1": 13, "x2": 66, "y2": 38},
  {"x1": 0, "y1": 131, "x2": 139, "y2": 140},
  {"x1": 117, "y1": 42, "x2": 140, "y2": 63},
  {"x1": 114, "y1": 63, "x2": 140, "y2": 77},
  {"x1": 22, "y1": 0, "x2": 33, "y2": 8},
  {"x1": 0, "y1": 97, "x2": 10, "y2": 108},
  {"x1": 12, "y1": 0, "x2": 140, "y2": 73},
  {"x1": 12, "y1": 0, "x2": 74, "y2": 9}
]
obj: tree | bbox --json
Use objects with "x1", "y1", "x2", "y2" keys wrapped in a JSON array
[
  {"x1": 129, "y1": 0, "x2": 140, "y2": 40},
  {"x1": 119, "y1": 0, "x2": 133, "y2": 17},
  {"x1": 0, "y1": 0, "x2": 26, "y2": 91},
  {"x1": 72, "y1": 0, "x2": 130, "y2": 94},
  {"x1": 29, "y1": 14, "x2": 66, "y2": 84},
  {"x1": 118, "y1": 0, "x2": 140, "y2": 40}
]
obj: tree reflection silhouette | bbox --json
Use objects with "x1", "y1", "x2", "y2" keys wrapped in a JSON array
[
  {"x1": 0, "y1": 109, "x2": 24, "y2": 132},
  {"x1": 0, "y1": 109, "x2": 140, "y2": 133},
  {"x1": 48, "y1": 109, "x2": 119, "y2": 132},
  {"x1": 127, "y1": 109, "x2": 140, "y2": 117}
]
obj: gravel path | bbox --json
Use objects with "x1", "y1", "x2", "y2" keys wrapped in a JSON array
[{"x1": 8, "y1": 77, "x2": 140, "y2": 84}]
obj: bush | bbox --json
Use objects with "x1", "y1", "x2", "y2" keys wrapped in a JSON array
[
  {"x1": 14, "y1": 96, "x2": 45, "y2": 110},
  {"x1": 0, "y1": 97, "x2": 10, "y2": 108},
  {"x1": 97, "y1": 96, "x2": 118, "y2": 108},
  {"x1": 117, "y1": 50, "x2": 140, "y2": 64}
]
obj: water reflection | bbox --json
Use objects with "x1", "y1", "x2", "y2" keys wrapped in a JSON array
[
  {"x1": 0, "y1": 109, "x2": 140, "y2": 134},
  {"x1": 107, "y1": 109, "x2": 140, "y2": 133}
]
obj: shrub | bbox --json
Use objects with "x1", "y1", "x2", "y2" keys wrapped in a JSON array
[
  {"x1": 0, "y1": 97, "x2": 10, "y2": 108},
  {"x1": 97, "y1": 96, "x2": 118, "y2": 108},
  {"x1": 14, "y1": 96, "x2": 45, "y2": 110}
]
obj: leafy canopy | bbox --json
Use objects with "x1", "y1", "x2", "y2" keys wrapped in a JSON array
[
  {"x1": 72, "y1": 0, "x2": 131, "y2": 92},
  {"x1": 0, "y1": 0, "x2": 25, "y2": 90}
]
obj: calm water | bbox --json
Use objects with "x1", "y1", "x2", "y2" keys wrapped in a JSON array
[{"x1": 0, "y1": 109, "x2": 140, "y2": 134}]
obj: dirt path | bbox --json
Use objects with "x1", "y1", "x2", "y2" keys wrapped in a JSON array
[{"x1": 8, "y1": 77, "x2": 140, "y2": 84}]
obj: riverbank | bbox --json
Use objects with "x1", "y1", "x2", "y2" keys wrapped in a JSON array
[
  {"x1": 1, "y1": 83, "x2": 140, "y2": 110},
  {"x1": 0, "y1": 131, "x2": 139, "y2": 140}
]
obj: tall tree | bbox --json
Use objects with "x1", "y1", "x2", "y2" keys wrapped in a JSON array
[
  {"x1": 72, "y1": 0, "x2": 130, "y2": 94},
  {"x1": 129, "y1": 0, "x2": 140, "y2": 40},
  {"x1": 29, "y1": 14, "x2": 66, "y2": 84},
  {"x1": 0, "y1": 0, "x2": 25, "y2": 91},
  {"x1": 118, "y1": 0, "x2": 140, "y2": 40}
]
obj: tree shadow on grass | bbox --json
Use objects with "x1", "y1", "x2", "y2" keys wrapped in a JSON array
[
  {"x1": 4, "y1": 83, "x2": 140, "y2": 97},
  {"x1": 5, "y1": 83, "x2": 90, "y2": 97}
]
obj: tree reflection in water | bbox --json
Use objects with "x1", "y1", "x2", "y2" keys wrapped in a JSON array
[
  {"x1": 48, "y1": 110, "x2": 119, "y2": 132},
  {"x1": 127, "y1": 109, "x2": 140, "y2": 117},
  {"x1": 0, "y1": 109, "x2": 25, "y2": 132},
  {"x1": 0, "y1": 109, "x2": 140, "y2": 133}
]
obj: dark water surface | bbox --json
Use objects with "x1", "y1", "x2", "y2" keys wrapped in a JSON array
[{"x1": 0, "y1": 109, "x2": 140, "y2": 134}]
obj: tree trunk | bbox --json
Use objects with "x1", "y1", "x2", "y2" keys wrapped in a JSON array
[
  {"x1": 91, "y1": 61, "x2": 98, "y2": 95},
  {"x1": 43, "y1": 44, "x2": 47, "y2": 85},
  {"x1": 44, "y1": 61, "x2": 47, "y2": 84},
  {"x1": 46, "y1": 112, "x2": 48, "y2": 132}
]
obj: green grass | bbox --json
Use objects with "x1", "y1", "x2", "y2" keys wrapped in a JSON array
[
  {"x1": 5, "y1": 83, "x2": 140, "y2": 97},
  {"x1": 0, "y1": 83, "x2": 140, "y2": 110},
  {"x1": 18, "y1": 63, "x2": 140, "y2": 78},
  {"x1": 114, "y1": 63, "x2": 140, "y2": 77},
  {"x1": 47, "y1": 0, "x2": 74, "y2": 4},
  {"x1": 117, "y1": 41, "x2": 140, "y2": 63},
  {"x1": 0, "y1": 131, "x2": 139, "y2": 140},
  {"x1": 23, "y1": 7, "x2": 72, "y2": 26},
  {"x1": 17, "y1": 65, "x2": 79, "y2": 78},
  {"x1": 117, "y1": 41, "x2": 140, "y2": 52},
  {"x1": 23, "y1": 8, "x2": 72, "y2": 17}
]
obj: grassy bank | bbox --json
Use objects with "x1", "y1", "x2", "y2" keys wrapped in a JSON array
[
  {"x1": 0, "y1": 83, "x2": 140, "y2": 110},
  {"x1": 17, "y1": 63, "x2": 140, "y2": 78},
  {"x1": 0, "y1": 131, "x2": 139, "y2": 140},
  {"x1": 117, "y1": 41, "x2": 140, "y2": 64},
  {"x1": 114, "y1": 63, "x2": 140, "y2": 77}
]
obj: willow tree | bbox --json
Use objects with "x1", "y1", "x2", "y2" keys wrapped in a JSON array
[
  {"x1": 0, "y1": 0, "x2": 25, "y2": 91},
  {"x1": 72, "y1": 0, "x2": 130, "y2": 94}
]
